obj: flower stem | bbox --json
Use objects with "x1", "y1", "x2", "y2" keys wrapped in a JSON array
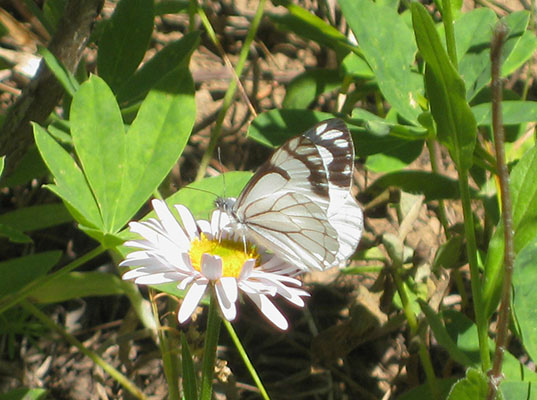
[
  {"x1": 487, "y1": 22, "x2": 513, "y2": 400},
  {"x1": 200, "y1": 294, "x2": 222, "y2": 400},
  {"x1": 21, "y1": 299, "x2": 147, "y2": 399},
  {"x1": 223, "y1": 320, "x2": 270, "y2": 400}
]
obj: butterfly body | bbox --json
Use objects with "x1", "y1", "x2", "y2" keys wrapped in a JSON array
[{"x1": 217, "y1": 118, "x2": 363, "y2": 271}]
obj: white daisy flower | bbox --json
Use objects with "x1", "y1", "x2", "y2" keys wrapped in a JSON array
[{"x1": 120, "y1": 199, "x2": 309, "y2": 330}]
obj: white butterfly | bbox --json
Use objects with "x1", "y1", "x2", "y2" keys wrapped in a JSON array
[{"x1": 216, "y1": 118, "x2": 363, "y2": 271}]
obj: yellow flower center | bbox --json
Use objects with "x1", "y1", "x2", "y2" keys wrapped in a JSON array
[{"x1": 189, "y1": 234, "x2": 259, "y2": 278}]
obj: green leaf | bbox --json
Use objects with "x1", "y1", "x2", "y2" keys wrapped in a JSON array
[
  {"x1": 483, "y1": 144, "x2": 537, "y2": 317},
  {"x1": 452, "y1": 8, "x2": 496, "y2": 61},
  {"x1": 167, "y1": 172, "x2": 252, "y2": 221},
  {"x1": 0, "y1": 224, "x2": 32, "y2": 243},
  {"x1": 116, "y1": 31, "x2": 200, "y2": 105},
  {"x1": 513, "y1": 238, "x2": 537, "y2": 364},
  {"x1": 367, "y1": 170, "x2": 470, "y2": 201},
  {"x1": 0, "y1": 251, "x2": 62, "y2": 297},
  {"x1": 501, "y1": 382, "x2": 537, "y2": 400},
  {"x1": 116, "y1": 66, "x2": 195, "y2": 229},
  {"x1": 1, "y1": 146, "x2": 47, "y2": 188},
  {"x1": 97, "y1": 0, "x2": 154, "y2": 92},
  {"x1": 181, "y1": 335, "x2": 198, "y2": 400},
  {"x1": 29, "y1": 272, "x2": 133, "y2": 303},
  {"x1": 70, "y1": 75, "x2": 126, "y2": 232},
  {"x1": 398, "y1": 378, "x2": 458, "y2": 400},
  {"x1": 248, "y1": 109, "x2": 334, "y2": 148},
  {"x1": 282, "y1": 69, "x2": 342, "y2": 109},
  {"x1": 472, "y1": 101, "x2": 537, "y2": 126},
  {"x1": 412, "y1": 2, "x2": 476, "y2": 171},
  {"x1": 364, "y1": 142, "x2": 423, "y2": 172},
  {"x1": 37, "y1": 45, "x2": 79, "y2": 96},
  {"x1": 33, "y1": 124, "x2": 101, "y2": 228},
  {"x1": 0, "y1": 387, "x2": 48, "y2": 400},
  {"x1": 341, "y1": 53, "x2": 374, "y2": 79},
  {"x1": 502, "y1": 31, "x2": 537, "y2": 77},
  {"x1": 447, "y1": 368, "x2": 488, "y2": 400},
  {"x1": 0, "y1": 155, "x2": 4, "y2": 177},
  {"x1": 419, "y1": 300, "x2": 474, "y2": 367},
  {"x1": 154, "y1": 0, "x2": 189, "y2": 15},
  {"x1": 0, "y1": 204, "x2": 72, "y2": 232},
  {"x1": 339, "y1": 0, "x2": 422, "y2": 124},
  {"x1": 270, "y1": 2, "x2": 352, "y2": 57}
]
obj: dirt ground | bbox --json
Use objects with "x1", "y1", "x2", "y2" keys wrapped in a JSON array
[{"x1": 0, "y1": 0, "x2": 533, "y2": 399}]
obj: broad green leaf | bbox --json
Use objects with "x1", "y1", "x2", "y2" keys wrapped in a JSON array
[
  {"x1": 341, "y1": 53, "x2": 374, "y2": 79},
  {"x1": 0, "y1": 251, "x2": 62, "y2": 297},
  {"x1": 419, "y1": 300, "x2": 474, "y2": 367},
  {"x1": 29, "y1": 271, "x2": 133, "y2": 303},
  {"x1": 248, "y1": 109, "x2": 334, "y2": 148},
  {"x1": 367, "y1": 170, "x2": 470, "y2": 201},
  {"x1": 70, "y1": 75, "x2": 126, "y2": 232},
  {"x1": 339, "y1": 0, "x2": 422, "y2": 124},
  {"x1": 513, "y1": 238, "x2": 537, "y2": 364},
  {"x1": 502, "y1": 30, "x2": 537, "y2": 77},
  {"x1": 97, "y1": 0, "x2": 154, "y2": 92},
  {"x1": 282, "y1": 69, "x2": 342, "y2": 109},
  {"x1": 447, "y1": 368, "x2": 488, "y2": 400},
  {"x1": 472, "y1": 101, "x2": 537, "y2": 126},
  {"x1": 270, "y1": 1, "x2": 353, "y2": 57},
  {"x1": 412, "y1": 2, "x2": 476, "y2": 171},
  {"x1": 33, "y1": 124, "x2": 101, "y2": 228},
  {"x1": 0, "y1": 204, "x2": 72, "y2": 232},
  {"x1": 483, "y1": 144, "x2": 537, "y2": 317},
  {"x1": 167, "y1": 172, "x2": 252, "y2": 221},
  {"x1": 451, "y1": 8, "x2": 496, "y2": 61},
  {"x1": 116, "y1": 31, "x2": 200, "y2": 105},
  {"x1": 501, "y1": 382, "x2": 537, "y2": 400},
  {"x1": 116, "y1": 66, "x2": 195, "y2": 229},
  {"x1": 363, "y1": 141, "x2": 423, "y2": 172}
]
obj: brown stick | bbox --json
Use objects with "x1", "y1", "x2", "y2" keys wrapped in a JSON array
[
  {"x1": 0, "y1": 0, "x2": 104, "y2": 175},
  {"x1": 487, "y1": 21, "x2": 513, "y2": 400}
]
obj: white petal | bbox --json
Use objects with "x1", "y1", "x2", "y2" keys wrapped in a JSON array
[
  {"x1": 215, "y1": 277, "x2": 238, "y2": 321},
  {"x1": 151, "y1": 200, "x2": 190, "y2": 248},
  {"x1": 178, "y1": 280, "x2": 208, "y2": 323},
  {"x1": 246, "y1": 292, "x2": 288, "y2": 330},
  {"x1": 175, "y1": 204, "x2": 199, "y2": 241},
  {"x1": 238, "y1": 259, "x2": 255, "y2": 280},
  {"x1": 201, "y1": 254, "x2": 222, "y2": 281}
]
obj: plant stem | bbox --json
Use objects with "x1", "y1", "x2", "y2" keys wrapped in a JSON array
[
  {"x1": 22, "y1": 300, "x2": 147, "y2": 399},
  {"x1": 0, "y1": 245, "x2": 106, "y2": 314},
  {"x1": 149, "y1": 290, "x2": 180, "y2": 400},
  {"x1": 195, "y1": 0, "x2": 266, "y2": 181},
  {"x1": 199, "y1": 294, "x2": 222, "y2": 400},
  {"x1": 223, "y1": 320, "x2": 270, "y2": 400},
  {"x1": 458, "y1": 167, "x2": 491, "y2": 371},
  {"x1": 487, "y1": 22, "x2": 513, "y2": 400}
]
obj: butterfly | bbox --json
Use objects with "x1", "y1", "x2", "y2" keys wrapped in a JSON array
[{"x1": 216, "y1": 118, "x2": 363, "y2": 271}]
